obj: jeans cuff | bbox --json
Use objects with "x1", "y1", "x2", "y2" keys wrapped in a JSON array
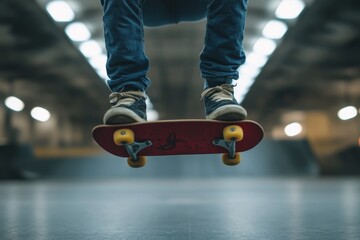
[{"x1": 204, "y1": 77, "x2": 234, "y2": 89}]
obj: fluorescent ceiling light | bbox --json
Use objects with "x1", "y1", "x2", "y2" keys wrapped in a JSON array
[
  {"x1": 235, "y1": 77, "x2": 255, "y2": 92},
  {"x1": 238, "y1": 64, "x2": 261, "y2": 79},
  {"x1": 147, "y1": 109, "x2": 159, "y2": 121},
  {"x1": 338, "y1": 106, "x2": 357, "y2": 120},
  {"x1": 246, "y1": 52, "x2": 268, "y2": 68},
  {"x1": 79, "y1": 40, "x2": 102, "y2": 58},
  {"x1": 146, "y1": 98, "x2": 153, "y2": 109},
  {"x1": 234, "y1": 93, "x2": 246, "y2": 103},
  {"x1": 96, "y1": 67, "x2": 108, "y2": 80},
  {"x1": 31, "y1": 107, "x2": 51, "y2": 122},
  {"x1": 65, "y1": 22, "x2": 91, "y2": 42},
  {"x1": 253, "y1": 38, "x2": 277, "y2": 56},
  {"x1": 46, "y1": 1, "x2": 75, "y2": 22},
  {"x1": 284, "y1": 122, "x2": 302, "y2": 137},
  {"x1": 262, "y1": 20, "x2": 288, "y2": 39},
  {"x1": 89, "y1": 54, "x2": 107, "y2": 70},
  {"x1": 233, "y1": 77, "x2": 255, "y2": 103},
  {"x1": 276, "y1": 0, "x2": 305, "y2": 19},
  {"x1": 146, "y1": 98, "x2": 158, "y2": 121},
  {"x1": 5, "y1": 96, "x2": 25, "y2": 112}
]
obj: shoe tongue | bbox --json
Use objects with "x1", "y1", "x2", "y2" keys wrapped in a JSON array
[
  {"x1": 109, "y1": 91, "x2": 146, "y2": 106},
  {"x1": 200, "y1": 85, "x2": 234, "y2": 101}
]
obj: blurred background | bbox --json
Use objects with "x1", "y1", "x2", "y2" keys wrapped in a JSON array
[
  {"x1": 0, "y1": 0, "x2": 359, "y2": 178},
  {"x1": 0, "y1": 0, "x2": 359, "y2": 239}
]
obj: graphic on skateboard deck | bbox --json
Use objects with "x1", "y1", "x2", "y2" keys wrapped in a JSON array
[{"x1": 92, "y1": 119, "x2": 264, "y2": 168}]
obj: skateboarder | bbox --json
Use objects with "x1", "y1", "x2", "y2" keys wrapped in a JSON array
[{"x1": 100, "y1": 0, "x2": 249, "y2": 124}]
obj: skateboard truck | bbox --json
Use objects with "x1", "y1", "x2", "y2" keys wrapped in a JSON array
[
  {"x1": 113, "y1": 129, "x2": 152, "y2": 164},
  {"x1": 212, "y1": 125, "x2": 244, "y2": 163},
  {"x1": 213, "y1": 139, "x2": 236, "y2": 159},
  {"x1": 123, "y1": 140, "x2": 152, "y2": 161}
]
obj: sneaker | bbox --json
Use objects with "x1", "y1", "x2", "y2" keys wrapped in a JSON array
[
  {"x1": 103, "y1": 91, "x2": 147, "y2": 124},
  {"x1": 201, "y1": 84, "x2": 247, "y2": 121}
]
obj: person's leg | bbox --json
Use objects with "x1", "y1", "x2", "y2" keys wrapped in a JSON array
[
  {"x1": 174, "y1": 0, "x2": 248, "y2": 120},
  {"x1": 198, "y1": 0, "x2": 248, "y2": 120},
  {"x1": 164, "y1": 0, "x2": 247, "y2": 88},
  {"x1": 101, "y1": 0, "x2": 189, "y2": 124},
  {"x1": 100, "y1": 0, "x2": 149, "y2": 92},
  {"x1": 201, "y1": 0, "x2": 248, "y2": 88},
  {"x1": 150, "y1": 0, "x2": 247, "y2": 121},
  {"x1": 101, "y1": 0, "x2": 152, "y2": 124}
]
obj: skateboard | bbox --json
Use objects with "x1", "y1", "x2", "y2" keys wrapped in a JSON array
[{"x1": 92, "y1": 119, "x2": 264, "y2": 168}]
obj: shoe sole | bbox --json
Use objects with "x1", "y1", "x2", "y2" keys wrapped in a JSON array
[
  {"x1": 103, "y1": 107, "x2": 146, "y2": 124},
  {"x1": 206, "y1": 105, "x2": 247, "y2": 121}
]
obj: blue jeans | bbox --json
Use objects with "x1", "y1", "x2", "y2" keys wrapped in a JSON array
[{"x1": 100, "y1": 0, "x2": 248, "y2": 92}]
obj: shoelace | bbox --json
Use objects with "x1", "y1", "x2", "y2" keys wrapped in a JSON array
[
  {"x1": 109, "y1": 91, "x2": 146, "y2": 107},
  {"x1": 200, "y1": 84, "x2": 235, "y2": 102}
]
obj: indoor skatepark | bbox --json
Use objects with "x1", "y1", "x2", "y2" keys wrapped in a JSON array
[{"x1": 1, "y1": 0, "x2": 360, "y2": 239}]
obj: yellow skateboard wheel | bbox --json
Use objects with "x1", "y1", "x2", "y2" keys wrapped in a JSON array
[
  {"x1": 222, "y1": 153, "x2": 241, "y2": 166},
  {"x1": 127, "y1": 156, "x2": 146, "y2": 168},
  {"x1": 223, "y1": 125, "x2": 244, "y2": 142},
  {"x1": 113, "y1": 129, "x2": 134, "y2": 145}
]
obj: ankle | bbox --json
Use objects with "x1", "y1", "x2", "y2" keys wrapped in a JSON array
[{"x1": 204, "y1": 78, "x2": 233, "y2": 89}]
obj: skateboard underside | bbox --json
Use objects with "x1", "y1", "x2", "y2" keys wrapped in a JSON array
[{"x1": 92, "y1": 120, "x2": 263, "y2": 158}]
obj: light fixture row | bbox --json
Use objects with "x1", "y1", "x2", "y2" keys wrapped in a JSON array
[
  {"x1": 4, "y1": 96, "x2": 50, "y2": 122},
  {"x1": 234, "y1": 0, "x2": 306, "y2": 103}
]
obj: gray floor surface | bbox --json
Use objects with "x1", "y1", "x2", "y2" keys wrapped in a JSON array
[{"x1": 1, "y1": 178, "x2": 360, "y2": 240}]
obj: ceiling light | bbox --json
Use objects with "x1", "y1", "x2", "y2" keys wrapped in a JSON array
[
  {"x1": 276, "y1": 0, "x2": 305, "y2": 19},
  {"x1": 238, "y1": 64, "x2": 261, "y2": 79},
  {"x1": 253, "y1": 38, "x2": 277, "y2": 56},
  {"x1": 31, "y1": 107, "x2": 51, "y2": 122},
  {"x1": 284, "y1": 122, "x2": 302, "y2": 137},
  {"x1": 146, "y1": 99, "x2": 153, "y2": 109},
  {"x1": 145, "y1": 98, "x2": 158, "y2": 120},
  {"x1": 233, "y1": 77, "x2": 255, "y2": 103},
  {"x1": 234, "y1": 65, "x2": 259, "y2": 101},
  {"x1": 5, "y1": 96, "x2": 25, "y2": 112},
  {"x1": 147, "y1": 109, "x2": 159, "y2": 121},
  {"x1": 338, "y1": 106, "x2": 357, "y2": 120},
  {"x1": 262, "y1": 20, "x2": 288, "y2": 39},
  {"x1": 89, "y1": 54, "x2": 107, "y2": 70},
  {"x1": 65, "y1": 22, "x2": 91, "y2": 42},
  {"x1": 46, "y1": 1, "x2": 75, "y2": 22},
  {"x1": 96, "y1": 67, "x2": 108, "y2": 80},
  {"x1": 79, "y1": 40, "x2": 102, "y2": 58},
  {"x1": 246, "y1": 52, "x2": 268, "y2": 68},
  {"x1": 235, "y1": 77, "x2": 255, "y2": 92}
]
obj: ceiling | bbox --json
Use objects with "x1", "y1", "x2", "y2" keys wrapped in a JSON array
[
  {"x1": 0, "y1": 0, "x2": 359, "y2": 156},
  {"x1": 0, "y1": 0, "x2": 109, "y2": 126},
  {"x1": 244, "y1": 0, "x2": 360, "y2": 129}
]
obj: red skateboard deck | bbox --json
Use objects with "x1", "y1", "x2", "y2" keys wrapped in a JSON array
[{"x1": 92, "y1": 119, "x2": 263, "y2": 160}]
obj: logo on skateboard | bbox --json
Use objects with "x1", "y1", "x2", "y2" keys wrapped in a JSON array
[{"x1": 156, "y1": 132, "x2": 186, "y2": 151}]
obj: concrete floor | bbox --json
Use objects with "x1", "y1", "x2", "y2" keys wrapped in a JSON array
[{"x1": 1, "y1": 178, "x2": 359, "y2": 240}]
